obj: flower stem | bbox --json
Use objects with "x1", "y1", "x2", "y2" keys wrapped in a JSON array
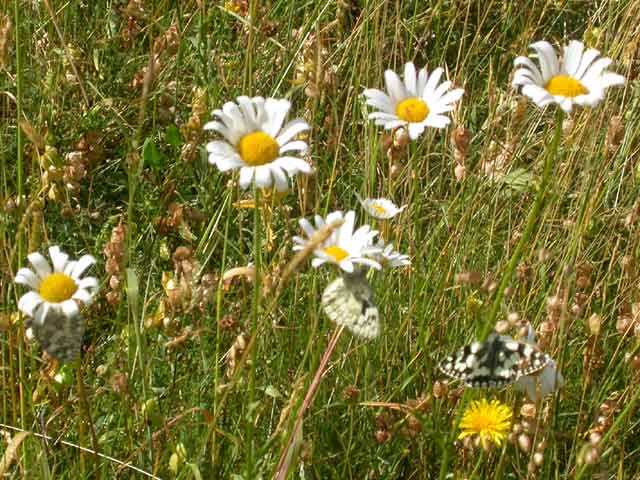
[
  {"x1": 274, "y1": 326, "x2": 345, "y2": 479},
  {"x1": 76, "y1": 354, "x2": 101, "y2": 480},
  {"x1": 481, "y1": 109, "x2": 564, "y2": 339},
  {"x1": 245, "y1": 183, "x2": 262, "y2": 476}
]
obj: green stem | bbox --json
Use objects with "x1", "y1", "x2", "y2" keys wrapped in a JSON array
[
  {"x1": 76, "y1": 355, "x2": 101, "y2": 480},
  {"x1": 481, "y1": 109, "x2": 564, "y2": 339},
  {"x1": 245, "y1": 184, "x2": 262, "y2": 476}
]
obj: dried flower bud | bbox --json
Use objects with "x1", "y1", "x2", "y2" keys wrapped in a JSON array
[
  {"x1": 494, "y1": 320, "x2": 510, "y2": 334},
  {"x1": 583, "y1": 446, "x2": 600, "y2": 465},
  {"x1": 342, "y1": 386, "x2": 359, "y2": 401},
  {"x1": 533, "y1": 452, "x2": 544, "y2": 467},
  {"x1": 587, "y1": 313, "x2": 601, "y2": 335},
  {"x1": 616, "y1": 315, "x2": 634, "y2": 336},
  {"x1": 562, "y1": 117, "x2": 574, "y2": 136},
  {"x1": 455, "y1": 271, "x2": 482, "y2": 285},
  {"x1": 520, "y1": 403, "x2": 536, "y2": 419},
  {"x1": 537, "y1": 248, "x2": 551, "y2": 262},
  {"x1": 507, "y1": 311, "x2": 521, "y2": 325},
  {"x1": 393, "y1": 127, "x2": 410, "y2": 148},
  {"x1": 375, "y1": 430, "x2": 390, "y2": 444},
  {"x1": 432, "y1": 380, "x2": 448, "y2": 399},
  {"x1": 518, "y1": 433, "x2": 532, "y2": 453},
  {"x1": 588, "y1": 432, "x2": 602, "y2": 445}
]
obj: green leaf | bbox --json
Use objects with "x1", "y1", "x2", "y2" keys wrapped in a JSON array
[
  {"x1": 165, "y1": 123, "x2": 183, "y2": 148},
  {"x1": 142, "y1": 137, "x2": 164, "y2": 171},
  {"x1": 501, "y1": 167, "x2": 534, "y2": 192}
]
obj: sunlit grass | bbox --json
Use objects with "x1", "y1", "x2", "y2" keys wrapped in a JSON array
[{"x1": 1, "y1": 0, "x2": 640, "y2": 478}]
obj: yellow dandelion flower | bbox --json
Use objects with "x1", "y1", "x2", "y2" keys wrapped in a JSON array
[{"x1": 458, "y1": 398, "x2": 512, "y2": 450}]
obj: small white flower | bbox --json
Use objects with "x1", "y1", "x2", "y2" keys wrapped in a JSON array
[
  {"x1": 204, "y1": 96, "x2": 311, "y2": 191},
  {"x1": 356, "y1": 194, "x2": 407, "y2": 220},
  {"x1": 292, "y1": 210, "x2": 382, "y2": 273},
  {"x1": 515, "y1": 325, "x2": 565, "y2": 402},
  {"x1": 513, "y1": 40, "x2": 625, "y2": 112},
  {"x1": 363, "y1": 62, "x2": 464, "y2": 139},
  {"x1": 14, "y1": 246, "x2": 99, "y2": 326},
  {"x1": 371, "y1": 240, "x2": 411, "y2": 268}
]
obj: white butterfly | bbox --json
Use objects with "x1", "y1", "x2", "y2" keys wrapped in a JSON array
[
  {"x1": 26, "y1": 311, "x2": 85, "y2": 363},
  {"x1": 438, "y1": 332, "x2": 551, "y2": 388},
  {"x1": 321, "y1": 271, "x2": 379, "y2": 339}
]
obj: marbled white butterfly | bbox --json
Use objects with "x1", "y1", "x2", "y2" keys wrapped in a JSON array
[
  {"x1": 321, "y1": 271, "x2": 379, "y2": 339},
  {"x1": 438, "y1": 332, "x2": 550, "y2": 388},
  {"x1": 26, "y1": 311, "x2": 85, "y2": 363}
]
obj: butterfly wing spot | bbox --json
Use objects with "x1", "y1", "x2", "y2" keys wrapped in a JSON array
[
  {"x1": 438, "y1": 331, "x2": 552, "y2": 388},
  {"x1": 321, "y1": 274, "x2": 379, "y2": 340}
]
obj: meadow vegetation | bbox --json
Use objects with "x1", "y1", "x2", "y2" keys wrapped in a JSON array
[{"x1": 1, "y1": 0, "x2": 640, "y2": 478}]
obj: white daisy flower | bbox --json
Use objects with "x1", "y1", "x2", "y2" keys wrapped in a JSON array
[
  {"x1": 292, "y1": 210, "x2": 382, "y2": 273},
  {"x1": 363, "y1": 62, "x2": 464, "y2": 139},
  {"x1": 515, "y1": 325, "x2": 565, "y2": 402},
  {"x1": 14, "y1": 246, "x2": 99, "y2": 326},
  {"x1": 371, "y1": 240, "x2": 411, "y2": 269},
  {"x1": 204, "y1": 96, "x2": 311, "y2": 191},
  {"x1": 512, "y1": 40, "x2": 625, "y2": 112},
  {"x1": 356, "y1": 194, "x2": 407, "y2": 220}
]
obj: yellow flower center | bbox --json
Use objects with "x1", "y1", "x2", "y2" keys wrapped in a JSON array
[
  {"x1": 395, "y1": 98, "x2": 429, "y2": 123},
  {"x1": 545, "y1": 75, "x2": 588, "y2": 97},
  {"x1": 324, "y1": 245, "x2": 349, "y2": 262},
  {"x1": 372, "y1": 205, "x2": 387, "y2": 215},
  {"x1": 237, "y1": 131, "x2": 280, "y2": 166},
  {"x1": 39, "y1": 273, "x2": 78, "y2": 303}
]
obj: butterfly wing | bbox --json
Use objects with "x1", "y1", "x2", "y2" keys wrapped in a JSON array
[
  {"x1": 27, "y1": 312, "x2": 85, "y2": 363},
  {"x1": 438, "y1": 332, "x2": 551, "y2": 388},
  {"x1": 321, "y1": 273, "x2": 379, "y2": 339}
]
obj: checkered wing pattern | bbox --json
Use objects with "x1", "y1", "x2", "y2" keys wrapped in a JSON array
[{"x1": 438, "y1": 332, "x2": 550, "y2": 388}]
